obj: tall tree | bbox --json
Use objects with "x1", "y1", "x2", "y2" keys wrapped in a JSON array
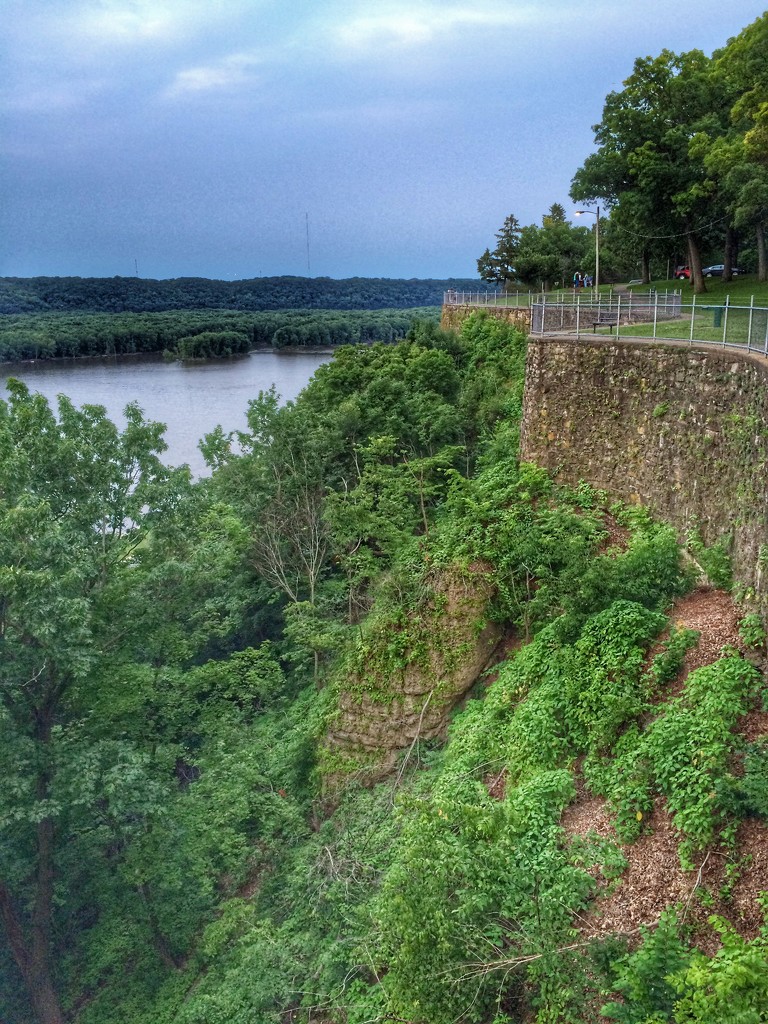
[
  {"x1": 0, "y1": 382, "x2": 185, "y2": 1023},
  {"x1": 572, "y1": 48, "x2": 729, "y2": 291},
  {"x1": 708, "y1": 13, "x2": 768, "y2": 280},
  {"x1": 514, "y1": 216, "x2": 591, "y2": 290},
  {"x1": 476, "y1": 214, "x2": 522, "y2": 286}
]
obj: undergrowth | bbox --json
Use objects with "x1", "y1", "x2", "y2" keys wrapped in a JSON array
[{"x1": 25, "y1": 314, "x2": 767, "y2": 1024}]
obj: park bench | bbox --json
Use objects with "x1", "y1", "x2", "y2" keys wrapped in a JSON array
[{"x1": 593, "y1": 310, "x2": 620, "y2": 333}]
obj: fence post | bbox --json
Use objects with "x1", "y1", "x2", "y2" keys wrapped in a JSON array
[
  {"x1": 616, "y1": 292, "x2": 621, "y2": 339},
  {"x1": 748, "y1": 295, "x2": 754, "y2": 351},
  {"x1": 689, "y1": 293, "x2": 696, "y2": 344},
  {"x1": 653, "y1": 290, "x2": 658, "y2": 339},
  {"x1": 576, "y1": 292, "x2": 581, "y2": 338},
  {"x1": 722, "y1": 295, "x2": 729, "y2": 346}
]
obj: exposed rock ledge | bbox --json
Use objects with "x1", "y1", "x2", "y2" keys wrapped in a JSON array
[{"x1": 325, "y1": 562, "x2": 502, "y2": 782}]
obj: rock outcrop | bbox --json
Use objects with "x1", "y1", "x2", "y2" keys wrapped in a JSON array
[{"x1": 324, "y1": 562, "x2": 502, "y2": 782}]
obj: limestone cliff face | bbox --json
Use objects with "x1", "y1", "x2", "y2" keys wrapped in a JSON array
[
  {"x1": 324, "y1": 562, "x2": 502, "y2": 781},
  {"x1": 441, "y1": 303, "x2": 532, "y2": 333}
]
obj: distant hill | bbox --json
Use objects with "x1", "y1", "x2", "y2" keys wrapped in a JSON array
[{"x1": 0, "y1": 275, "x2": 482, "y2": 314}]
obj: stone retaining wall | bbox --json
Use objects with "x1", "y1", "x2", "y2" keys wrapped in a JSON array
[
  {"x1": 440, "y1": 303, "x2": 532, "y2": 332},
  {"x1": 520, "y1": 337, "x2": 768, "y2": 614}
]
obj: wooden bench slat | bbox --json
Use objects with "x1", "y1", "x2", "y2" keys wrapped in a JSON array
[{"x1": 593, "y1": 311, "x2": 619, "y2": 332}]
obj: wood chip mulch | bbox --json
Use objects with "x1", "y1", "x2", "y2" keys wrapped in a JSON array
[
  {"x1": 597, "y1": 512, "x2": 632, "y2": 554},
  {"x1": 658, "y1": 587, "x2": 746, "y2": 700},
  {"x1": 560, "y1": 588, "x2": 768, "y2": 954}
]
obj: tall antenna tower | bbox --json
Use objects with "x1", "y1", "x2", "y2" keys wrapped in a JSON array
[{"x1": 305, "y1": 212, "x2": 311, "y2": 276}]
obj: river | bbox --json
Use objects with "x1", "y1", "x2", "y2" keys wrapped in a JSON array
[{"x1": 0, "y1": 349, "x2": 331, "y2": 477}]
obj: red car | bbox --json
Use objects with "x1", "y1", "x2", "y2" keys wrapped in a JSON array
[{"x1": 674, "y1": 266, "x2": 691, "y2": 280}]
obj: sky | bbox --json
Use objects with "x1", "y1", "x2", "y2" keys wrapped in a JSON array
[{"x1": 2, "y1": 1, "x2": 767, "y2": 282}]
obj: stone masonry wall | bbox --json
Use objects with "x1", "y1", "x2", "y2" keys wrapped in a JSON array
[
  {"x1": 441, "y1": 303, "x2": 532, "y2": 333},
  {"x1": 520, "y1": 337, "x2": 768, "y2": 613}
]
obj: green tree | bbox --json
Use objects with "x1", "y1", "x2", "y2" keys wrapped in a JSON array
[
  {"x1": 513, "y1": 215, "x2": 591, "y2": 290},
  {"x1": 572, "y1": 48, "x2": 730, "y2": 291},
  {"x1": 0, "y1": 382, "x2": 186, "y2": 1024},
  {"x1": 706, "y1": 14, "x2": 768, "y2": 280},
  {"x1": 477, "y1": 214, "x2": 522, "y2": 286}
]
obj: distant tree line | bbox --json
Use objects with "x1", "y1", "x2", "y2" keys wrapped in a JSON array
[
  {"x1": 0, "y1": 276, "x2": 480, "y2": 315},
  {"x1": 0, "y1": 308, "x2": 439, "y2": 362}
]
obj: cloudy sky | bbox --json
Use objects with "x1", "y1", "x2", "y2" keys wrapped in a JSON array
[{"x1": 2, "y1": 1, "x2": 766, "y2": 281}]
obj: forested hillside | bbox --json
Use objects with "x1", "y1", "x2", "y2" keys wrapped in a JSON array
[
  {"x1": 0, "y1": 276, "x2": 480, "y2": 315},
  {"x1": 1, "y1": 314, "x2": 767, "y2": 1024},
  {"x1": 0, "y1": 308, "x2": 438, "y2": 362}
]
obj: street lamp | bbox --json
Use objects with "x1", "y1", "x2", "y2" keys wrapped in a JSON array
[{"x1": 575, "y1": 206, "x2": 600, "y2": 291}]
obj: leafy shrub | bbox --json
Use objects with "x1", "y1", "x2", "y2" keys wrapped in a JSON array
[
  {"x1": 602, "y1": 910, "x2": 691, "y2": 1023},
  {"x1": 670, "y1": 914, "x2": 768, "y2": 1023},
  {"x1": 594, "y1": 654, "x2": 761, "y2": 859},
  {"x1": 716, "y1": 740, "x2": 768, "y2": 820},
  {"x1": 738, "y1": 613, "x2": 766, "y2": 650},
  {"x1": 686, "y1": 529, "x2": 733, "y2": 590}
]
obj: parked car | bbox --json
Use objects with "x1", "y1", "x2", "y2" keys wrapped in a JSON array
[
  {"x1": 702, "y1": 264, "x2": 743, "y2": 277},
  {"x1": 674, "y1": 266, "x2": 691, "y2": 279}
]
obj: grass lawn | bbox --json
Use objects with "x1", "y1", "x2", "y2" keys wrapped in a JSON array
[
  {"x1": 614, "y1": 313, "x2": 768, "y2": 348},
  {"x1": 599, "y1": 279, "x2": 768, "y2": 348},
  {"x1": 627, "y1": 274, "x2": 768, "y2": 306}
]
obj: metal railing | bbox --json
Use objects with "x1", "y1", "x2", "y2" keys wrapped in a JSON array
[
  {"x1": 445, "y1": 290, "x2": 768, "y2": 355},
  {"x1": 531, "y1": 291, "x2": 681, "y2": 334},
  {"x1": 445, "y1": 289, "x2": 537, "y2": 307},
  {"x1": 443, "y1": 287, "x2": 681, "y2": 309}
]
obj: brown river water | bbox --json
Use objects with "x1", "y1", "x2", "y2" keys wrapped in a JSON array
[{"x1": 0, "y1": 349, "x2": 331, "y2": 478}]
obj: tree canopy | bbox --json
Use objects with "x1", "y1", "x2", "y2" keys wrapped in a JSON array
[
  {"x1": 477, "y1": 207, "x2": 592, "y2": 289},
  {"x1": 570, "y1": 14, "x2": 768, "y2": 289}
]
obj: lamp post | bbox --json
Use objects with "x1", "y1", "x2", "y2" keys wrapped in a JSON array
[{"x1": 575, "y1": 206, "x2": 600, "y2": 291}]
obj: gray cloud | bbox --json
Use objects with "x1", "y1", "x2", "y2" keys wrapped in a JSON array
[{"x1": 3, "y1": 0, "x2": 766, "y2": 279}]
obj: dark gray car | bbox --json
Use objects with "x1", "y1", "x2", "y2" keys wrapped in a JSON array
[{"x1": 702, "y1": 264, "x2": 743, "y2": 277}]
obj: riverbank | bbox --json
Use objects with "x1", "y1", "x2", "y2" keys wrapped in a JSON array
[{"x1": 0, "y1": 343, "x2": 338, "y2": 370}]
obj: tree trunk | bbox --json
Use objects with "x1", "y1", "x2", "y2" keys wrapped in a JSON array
[
  {"x1": 757, "y1": 223, "x2": 767, "y2": 283},
  {"x1": 0, "y1": 883, "x2": 64, "y2": 1024},
  {"x1": 0, "y1": 694, "x2": 68, "y2": 1024},
  {"x1": 722, "y1": 225, "x2": 736, "y2": 282},
  {"x1": 641, "y1": 250, "x2": 651, "y2": 284},
  {"x1": 138, "y1": 884, "x2": 184, "y2": 970},
  {"x1": 688, "y1": 234, "x2": 707, "y2": 294}
]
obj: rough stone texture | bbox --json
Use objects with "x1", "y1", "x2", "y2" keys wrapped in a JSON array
[
  {"x1": 520, "y1": 337, "x2": 768, "y2": 617},
  {"x1": 325, "y1": 563, "x2": 502, "y2": 779},
  {"x1": 441, "y1": 303, "x2": 532, "y2": 333}
]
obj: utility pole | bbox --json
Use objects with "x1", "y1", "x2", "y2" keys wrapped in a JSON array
[{"x1": 575, "y1": 207, "x2": 600, "y2": 290}]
